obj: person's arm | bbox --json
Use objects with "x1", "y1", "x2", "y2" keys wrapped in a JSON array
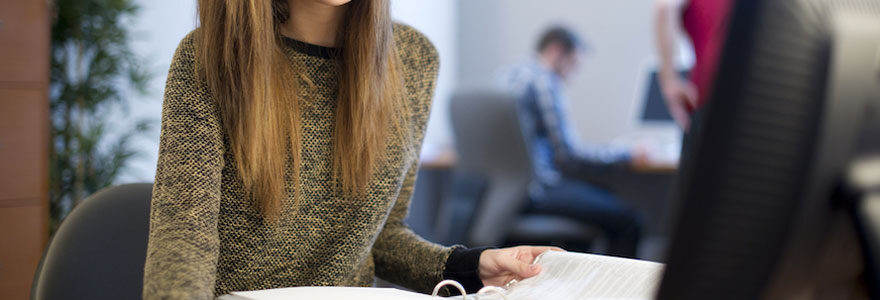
[
  {"x1": 371, "y1": 24, "x2": 460, "y2": 293},
  {"x1": 529, "y1": 80, "x2": 623, "y2": 186},
  {"x1": 572, "y1": 141, "x2": 632, "y2": 166},
  {"x1": 555, "y1": 98, "x2": 631, "y2": 167},
  {"x1": 531, "y1": 75, "x2": 575, "y2": 162},
  {"x1": 374, "y1": 24, "x2": 556, "y2": 295},
  {"x1": 142, "y1": 31, "x2": 224, "y2": 300},
  {"x1": 654, "y1": 0, "x2": 698, "y2": 130},
  {"x1": 371, "y1": 157, "x2": 480, "y2": 293},
  {"x1": 371, "y1": 159, "x2": 543, "y2": 294}
]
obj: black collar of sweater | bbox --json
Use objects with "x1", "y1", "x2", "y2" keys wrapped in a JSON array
[{"x1": 282, "y1": 36, "x2": 339, "y2": 59}]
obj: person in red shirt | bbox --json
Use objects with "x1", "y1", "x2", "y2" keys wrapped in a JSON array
[{"x1": 654, "y1": 0, "x2": 733, "y2": 130}]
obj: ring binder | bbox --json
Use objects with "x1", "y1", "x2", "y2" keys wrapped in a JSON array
[
  {"x1": 429, "y1": 252, "x2": 544, "y2": 299},
  {"x1": 431, "y1": 279, "x2": 508, "y2": 300},
  {"x1": 503, "y1": 279, "x2": 518, "y2": 289},
  {"x1": 431, "y1": 280, "x2": 467, "y2": 298}
]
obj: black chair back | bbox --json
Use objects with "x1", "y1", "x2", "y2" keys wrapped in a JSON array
[
  {"x1": 32, "y1": 183, "x2": 153, "y2": 300},
  {"x1": 450, "y1": 91, "x2": 533, "y2": 246}
]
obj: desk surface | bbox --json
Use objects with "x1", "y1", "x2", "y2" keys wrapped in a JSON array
[
  {"x1": 419, "y1": 150, "x2": 457, "y2": 169},
  {"x1": 630, "y1": 162, "x2": 678, "y2": 174},
  {"x1": 419, "y1": 149, "x2": 678, "y2": 174}
]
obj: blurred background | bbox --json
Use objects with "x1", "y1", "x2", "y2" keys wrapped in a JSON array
[
  {"x1": 106, "y1": 0, "x2": 689, "y2": 184},
  {"x1": 1, "y1": 0, "x2": 696, "y2": 298}
]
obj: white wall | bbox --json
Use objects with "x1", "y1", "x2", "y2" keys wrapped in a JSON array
[
  {"x1": 116, "y1": 0, "x2": 687, "y2": 183},
  {"x1": 116, "y1": 0, "x2": 197, "y2": 183},
  {"x1": 116, "y1": 0, "x2": 457, "y2": 183},
  {"x1": 457, "y1": 0, "x2": 685, "y2": 145},
  {"x1": 390, "y1": 1, "x2": 458, "y2": 160}
]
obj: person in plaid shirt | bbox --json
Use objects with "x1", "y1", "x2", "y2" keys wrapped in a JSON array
[{"x1": 500, "y1": 26, "x2": 643, "y2": 258}]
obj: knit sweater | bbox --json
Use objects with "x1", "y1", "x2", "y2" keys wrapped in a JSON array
[{"x1": 143, "y1": 24, "x2": 465, "y2": 299}]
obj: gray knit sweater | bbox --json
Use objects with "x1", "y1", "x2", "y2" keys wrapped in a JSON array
[{"x1": 142, "y1": 23, "x2": 454, "y2": 299}]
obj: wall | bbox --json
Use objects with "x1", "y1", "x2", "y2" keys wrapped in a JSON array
[
  {"x1": 457, "y1": 0, "x2": 687, "y2": 145},
  {"x1": 391, "y1": 0, "x2": 458, "y2": 159},
  {"x1": 116, "y1": 0, "x2": 197, "y2": 183},
  {"x1": 0, "y1": 1, "x2": 50, "y2": 298},
  {"x1": 117, "y1": 0, "x2": 688, "y2": 181}
]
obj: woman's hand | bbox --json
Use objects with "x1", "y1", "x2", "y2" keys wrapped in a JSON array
[
  {"x1": 478, "y1": 246, "x2": 564, "y2": 287},
  {"x1": 659, "y1": 75, "x2": 698, "y2": 131}
]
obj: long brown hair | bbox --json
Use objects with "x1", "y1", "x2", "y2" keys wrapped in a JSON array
[{"x1": 196, "y1": 0, "x2": 405, "y2": 221}]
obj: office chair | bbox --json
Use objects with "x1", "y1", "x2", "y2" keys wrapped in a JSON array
[
  {"x1": 31, "y1": 183, "x2": 153, "y2": 300},
  {"x1": 448, "y1": 90, "x2": 600, "y2": 248}
]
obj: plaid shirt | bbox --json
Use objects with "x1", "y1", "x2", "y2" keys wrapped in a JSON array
[{"x1": 500, "y1": 60, "x2": 630, "y2": 187}]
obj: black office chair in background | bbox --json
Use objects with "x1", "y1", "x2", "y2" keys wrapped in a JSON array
[
  {"x1": 446, "y1": 90, "x2": 600, "y2": 250},
  {"x1": 31, "y1": 183, "x2": 153, "y2": 300}
]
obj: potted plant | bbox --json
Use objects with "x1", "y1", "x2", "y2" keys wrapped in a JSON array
[{"x1": 49, "y1": 0, "x2": 153, "y2": 233}]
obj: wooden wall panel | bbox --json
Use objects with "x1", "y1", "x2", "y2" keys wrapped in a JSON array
[
  {"x1": 0, "y1": 89, "x2": 46, "y2": 202},
  {"x1": 0, "y1": 1, "x2": 51, "y2": 84},
  {"x1": 0, "y1": 206, "x2": 45, "y2": 300},
  {"x1": 0, "y1": 0, "x2": 50, "y2": 299}
]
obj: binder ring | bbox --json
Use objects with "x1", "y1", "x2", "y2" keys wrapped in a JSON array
[
  {"x1": 432, "y1": 279, "x2": 468, "y2": 299},
  {"x1": 503, "y1": 279, "x2": 518, "y2": 289},
  {"x1": 476, "y1": 286, "x2": 508, "y2": 300}
]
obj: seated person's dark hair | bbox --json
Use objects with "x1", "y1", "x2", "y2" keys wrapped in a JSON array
[{"x1": 536, "y1": 26, "x2": 584, "y2": 54}]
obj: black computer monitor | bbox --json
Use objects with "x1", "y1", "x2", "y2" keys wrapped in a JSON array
[
  {"x1": 656, "y1": 0, "x2": 880, "y2": 299},
  {"x1": 640, "y1": 70, "x2": 688, "y2": 123}
]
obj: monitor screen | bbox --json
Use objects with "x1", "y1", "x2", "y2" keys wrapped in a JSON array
[
  {"x1": 656, "y1": 0, "x2": 880, "y2": 299},
  {"x1": 640, "y1": 70, "x2": 688, "y2": 123}
]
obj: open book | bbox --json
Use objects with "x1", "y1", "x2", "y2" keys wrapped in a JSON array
[{"x1": 218, "y1": 251, "x2": 664, "y2": 300}]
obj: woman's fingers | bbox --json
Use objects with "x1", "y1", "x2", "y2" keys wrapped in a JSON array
[
  {"x1": 481, "y1": 246, "x2": 566, "y2": 285},
  {"x1": 524, "y1": 246, "x2": 565, "y2": 258},
  {"x1": 499, "y1": 253, "x2": 541, "y2": 278}
]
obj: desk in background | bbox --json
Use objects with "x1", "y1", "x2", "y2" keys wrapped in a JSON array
[{"x1": 406, "y1": 148, "x2": 680, "y2": 258}]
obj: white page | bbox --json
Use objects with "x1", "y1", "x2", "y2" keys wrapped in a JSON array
[
  {"x1": 219, "y1": 286, "x2": 437, "y2": 300},
  {"x1": 477, "y1": 251, "x2": 665, "y2": 300},
  {"x1": 218, "y1": 251, "x2": 664, "y2": 300}
]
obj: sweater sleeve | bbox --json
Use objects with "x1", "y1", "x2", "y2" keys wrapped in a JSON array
[
  {"x1": 371, "y1": 23, "x2": 457, "y2": 293},
  {"x1": 142, "y1": 31, "x2": 225, "y2": 300},
  {"x1": 372, "y1": 160, "x2": 456, "y2": 293}
]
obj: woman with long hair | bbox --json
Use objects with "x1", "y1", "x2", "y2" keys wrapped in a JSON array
[{"x1": 142, "y1": 0, "x2": 558, "y2": 298}]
